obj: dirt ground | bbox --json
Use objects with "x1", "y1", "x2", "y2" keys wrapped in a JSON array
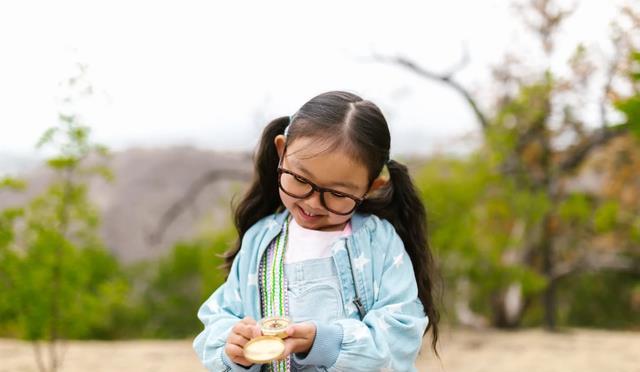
[{"x1": 1, "y1": 328, "x2": 639, "y2": 372}]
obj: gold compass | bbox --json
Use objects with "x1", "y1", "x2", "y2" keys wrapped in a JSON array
[
  {"x1": 243, "y1": 336, "x2": 285, "y2": 364},
  {"x1": 243, "y1": 316, "x2": 292, "y2": 364},
  {"x1": 258, "y1": 316, "x2": 291, "y2": 338}
]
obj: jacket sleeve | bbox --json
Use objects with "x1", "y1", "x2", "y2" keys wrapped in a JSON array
[
  {"x1": 192, "y1": 249, "x2": 262, "y2": 372},
  {"x1": 330, "y1": 231, "x2": 429, "y2": 372}
]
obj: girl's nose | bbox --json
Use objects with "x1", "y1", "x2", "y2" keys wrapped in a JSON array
[{"x1": 303, "y1": 190, "x2": 326, "y2": 213}]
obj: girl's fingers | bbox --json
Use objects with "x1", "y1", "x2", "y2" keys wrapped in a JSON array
[
  {"x1": 232, "y1": 322, "x2": 257, "y2": 340},
  {"x1": 285, "y1": 322, "x2": 315, "y2": 339},
  {"x1": 224, "y1": 318, "x2": 265, "y2": 367},
  {"x1": 281, "y1": 337, "x2": 306, "y2": 356},
  {"x1": 240, "y1": 316, "x2": 257, "y2": 325},
  {"x1": 251, "y1": 324, "x2": 262, "y2": 338},
  {"x1": 227, "y1": 332, "x2": 250, "y2": 347},
  {"x1": 280, "y1": 323, "x2": 316, "y2": 356},
  {"x1": 238, "y1": 317, "x2": 262, "y2": 338},
  {"x1": 285, "y1": 324, "x2": 296, "y2": 337},
  {"x1": 225, "y1": 343, "x2": 243, "y2": 358},
  {"x1": 225, "y1": 343, "x2": 253, "y2": 367}
]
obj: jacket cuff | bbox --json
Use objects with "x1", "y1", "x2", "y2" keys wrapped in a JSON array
[
  {"x1": 293, "y1": 321, "x2": 343, "y2": 367},
  {"x1": 222, "y1": 348, "x2": 261, "y2": 372}
]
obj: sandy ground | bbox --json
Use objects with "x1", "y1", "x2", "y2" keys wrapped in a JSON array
[{"x1": 1, "y1": 328, "x2": 639, "y2": 372}]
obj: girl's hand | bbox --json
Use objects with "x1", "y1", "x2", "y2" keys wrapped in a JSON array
[
  {"x1": 281, "y1": 322, "x2": 317, "y2": 357},
  {"x1": 225, "y1": 316, "x2": 262, "y2": 367}
]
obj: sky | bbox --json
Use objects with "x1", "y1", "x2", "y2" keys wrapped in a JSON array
[{"x1": 0, "y1": 0, "x2": 629, "y2": 172}]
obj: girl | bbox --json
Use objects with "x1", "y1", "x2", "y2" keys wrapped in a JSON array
[{"x1": 193, "y1": 91, "x2": 439, "y2": 371}]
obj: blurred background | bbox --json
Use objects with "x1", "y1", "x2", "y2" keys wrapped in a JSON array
[{"x1": 1, "y1": 0, "x2": 639, "y2": 371}]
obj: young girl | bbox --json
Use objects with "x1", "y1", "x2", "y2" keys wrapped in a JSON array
[{"x1": 193, "y1": 91, "x2": 439, "y2": 371}]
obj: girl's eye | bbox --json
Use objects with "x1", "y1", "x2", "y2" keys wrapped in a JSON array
[
  {"x1": 294, "y1": 175, "x2": 308, "y2": 184},
  {"x1": 329, "y1": 191, "x2": 348, "y2": 198}
]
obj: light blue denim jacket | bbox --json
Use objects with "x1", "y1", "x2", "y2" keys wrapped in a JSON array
[{"x1": 193, "y1": 210, "x2": 428, "y2": 371}]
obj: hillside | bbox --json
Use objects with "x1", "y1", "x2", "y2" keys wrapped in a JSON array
[{"x1": 0, "y1": 147, "x2": 252, "y2": 262}]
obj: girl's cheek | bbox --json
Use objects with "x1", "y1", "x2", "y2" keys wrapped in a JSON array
[
  {"x1": 277, "y1": 189, "x2": 287, "y2": 204},
  {"x1": 280, "y1": 192, "x2": 301, "y2": 215}
]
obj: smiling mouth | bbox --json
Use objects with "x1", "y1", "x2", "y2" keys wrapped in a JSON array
[{"x1": 298, "y1": 205, "x2": 324, "y2": 218}]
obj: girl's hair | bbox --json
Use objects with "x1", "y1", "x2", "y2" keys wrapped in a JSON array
[{"x1": 227, "y1": 90, "x2": 440, "y2": 353}]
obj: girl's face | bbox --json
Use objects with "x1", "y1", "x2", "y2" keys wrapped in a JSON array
[{"x1": 274, "y1": 135, "x2": 386, "y2": 231}]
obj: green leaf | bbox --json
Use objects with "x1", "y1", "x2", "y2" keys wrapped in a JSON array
[
  {"x1": 82, "y1": 165, "x2": 114, "y2": 182},
  {"x1": 558, "y1": 193, "x2": 592, "y2": 225},
  {"x1": 58, "y1": 113, "x2": 75, "y2": 124},
  {"x1": 94, "y1": 144, "x2": 110, "y2": 158},
  {"x1": 0, "y1": 177, "x2": 27, "y2": 191},
  {"x1": 46, "y1": 156, "x2": 79, "y2": 170},
  {"x1": 593, "y1": 201, "x2": 619, "y2": 233},
  {"x1": 69, "y1": 126, "x2": 90, "y2": 144},
  {"x1": 614, "y1": 97, "x2": 640, "y2": 136},
  {"x1": 35, "y1": 127, "x2": 58, "y2": 149}
]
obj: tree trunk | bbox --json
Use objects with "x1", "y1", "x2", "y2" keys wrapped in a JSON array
[
  {"x1": 491, "y1": 283, "x2": 531, "y2": 328},
  {"x1": 541, "y1": 214, "x2": 557, "y2": 330}
]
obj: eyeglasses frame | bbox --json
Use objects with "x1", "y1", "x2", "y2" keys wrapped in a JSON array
[{"x1": 277, "y1": 146, "x2": 369, "y2": 215}]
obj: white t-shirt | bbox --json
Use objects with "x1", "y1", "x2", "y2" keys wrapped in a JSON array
[{"x1": 284, "y1": 218, "x2": 352, "y2": 264}]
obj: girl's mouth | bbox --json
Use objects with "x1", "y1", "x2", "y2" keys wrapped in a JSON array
[{"x1": 297, "y1": 205, "x2": 323, "y2": 222}]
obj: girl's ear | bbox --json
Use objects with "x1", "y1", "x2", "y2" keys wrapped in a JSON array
[
  {"x1": 368, "y1": 176, "x2": 388, "y2": 194},
  {"x1": 274, "y1": 134, "x2": 286, "y2": 160}
]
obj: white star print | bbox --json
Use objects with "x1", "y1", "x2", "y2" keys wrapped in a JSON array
[
  {"x1": 353, "y1": 253, "x2": 370, "y2": 271},
  {"x1": 234, "y1": 289, "x2": 241, "y2": 302},
  {"x1": 352, "y1": 324, "x2": 370, "y2": 341},
  {"x1": 392, "y1": 253, "x2": 404, "y2": 269},
  {"x1": 207, "y1": 300, "x2": 220, "y2": 313},
  {"x1": 247, "y1": 273, "x2": 258, "y2": 286},
  {"x1": 267, "y1": 220, "x2": 280, "y2": 230}
]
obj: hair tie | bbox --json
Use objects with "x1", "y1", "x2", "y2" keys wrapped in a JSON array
[{"x1": 284, "y1": 114, "x2": 296, "y2": 137}]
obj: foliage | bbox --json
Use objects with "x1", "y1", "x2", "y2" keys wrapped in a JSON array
[{"x1": 132, "y1": 229, "x2": 234, "y2": 338}]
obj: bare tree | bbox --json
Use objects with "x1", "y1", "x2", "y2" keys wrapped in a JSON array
[{"x1": 375, "y1": 0, "x2": 640, "y2": 329}]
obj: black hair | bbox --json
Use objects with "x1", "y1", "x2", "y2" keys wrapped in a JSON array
[{"x1": 227, "y1": 91, "x2": 440, "y2": 354}]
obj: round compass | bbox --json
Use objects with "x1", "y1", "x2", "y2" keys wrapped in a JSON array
[
  {"x1": 259, "y1": 316, "x2": 291, "y2": 338},
  {"x1": 243, "y1": 336, "x2": 285, "y2": 364}
]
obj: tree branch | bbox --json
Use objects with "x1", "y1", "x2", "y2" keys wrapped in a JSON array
[
  {"x1": 552, "y1": 251, "x2": 640, "y2": 281},
  {"x1": 32, "y1": 341, "x2": 47, "y2": 372},
  {"x1": 373, "y1": 54, "x2": 490, "y2": 131},
  {"x1": 558, "y1": 125, "x2": 629, "y2": 173},
  {"x1": 600, "y1": 28, "x2": 625, "y2": 128},
  {"x1": 147, "y1": 168, "x2": 252, "y2": 245}
]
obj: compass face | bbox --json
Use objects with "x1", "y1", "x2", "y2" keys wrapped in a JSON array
[
  {"x1": 259, "y1": 316, "x2": 290, "y2": 338},
  {"x1": 243, "y1": 336, "x2": 285, "y2": 364},
  {"x1": 265, "y1": 319, "x2": 286, "y2": 329}
]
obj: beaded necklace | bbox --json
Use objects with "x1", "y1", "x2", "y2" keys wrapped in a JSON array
[{"x1": 259, "y1": 217, "x2": 291, "y2": 372}]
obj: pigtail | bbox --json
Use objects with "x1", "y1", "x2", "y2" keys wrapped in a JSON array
[
  {"x1": 361, "y1": 159, "x2": 440, "y2": 355},
  {"x1": 224, "y1": 116, "x2": 289, "y2": 269}
]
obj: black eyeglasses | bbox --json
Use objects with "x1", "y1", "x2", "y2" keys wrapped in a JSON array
[{"x1": 277, "y1": 148, "x2": 368, "y2": 215}]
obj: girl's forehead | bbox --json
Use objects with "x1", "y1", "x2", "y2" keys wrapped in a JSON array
[{"x1": 285, "y1": 138, "x2": 369, "y2": 191}]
